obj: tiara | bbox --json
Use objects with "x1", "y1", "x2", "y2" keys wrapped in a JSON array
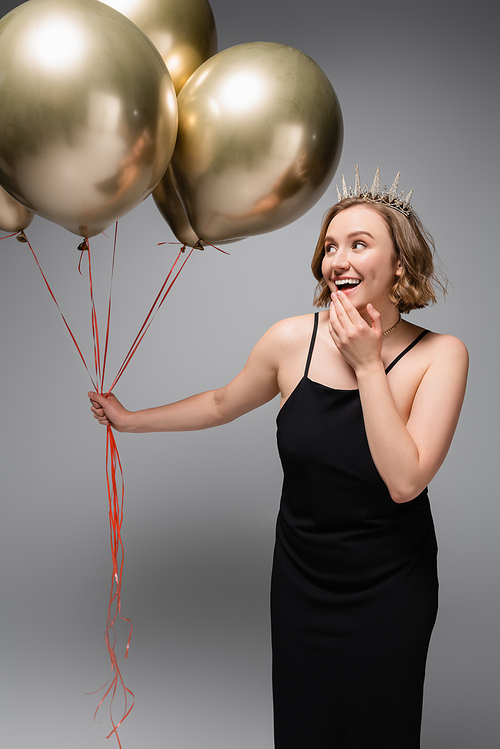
[{"x1": 336, "y1": 166, "x2": 414, "y2": 216}]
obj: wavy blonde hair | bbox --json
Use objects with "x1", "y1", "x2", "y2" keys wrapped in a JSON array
[{"x1": 311, "y1": 197, "x2": 446, "y2": 313}]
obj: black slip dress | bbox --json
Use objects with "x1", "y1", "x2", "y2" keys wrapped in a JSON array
[{"x1": 271, "y1": 313, "x2": 437, "y2": 748}]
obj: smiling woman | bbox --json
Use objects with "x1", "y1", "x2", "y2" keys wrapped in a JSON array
[
  {"x1": 89, "y1": 167, "x2": 468, "y2": 749},
  {"x1": 321, "y1": 206, "x2": 404, "y2": 327},
  {"x1": 312, "y1": 194, "x2": 444, "y2": 313}
]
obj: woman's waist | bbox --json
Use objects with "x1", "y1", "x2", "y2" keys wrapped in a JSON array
[
  {"x1": 274, "y1": 506, "x2": 437, "y2": 593},
  {"x1": 276, "y1": 493, "x2": 435, "y2": 561}
]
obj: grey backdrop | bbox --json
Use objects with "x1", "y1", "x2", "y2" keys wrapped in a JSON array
[{"x1": 0, "y1": 0, "x2": 498, "y2": 747}]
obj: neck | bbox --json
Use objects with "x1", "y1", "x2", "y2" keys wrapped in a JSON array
[
  {"x1": 382, "y1": 314, "x2": 402, "y2": 337},
  {"x1": 376, "y1": 301, "x2": 401, "y2": 335},
  {"x1": 358, "y1": 308, "x2": 400, "y2": 332}
]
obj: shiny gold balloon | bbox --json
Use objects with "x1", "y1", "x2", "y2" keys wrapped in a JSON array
[
  {"x1": 0, "y1": 184, "x2": 34, "y2": 232},
  {"x1": 153, "y1": 165, "x2": 204, "y2": 248},
  {"x1": 0, "y1": 0, "x2": 177, "y2": 238},
  {"x1": 102, "y1": 0, "x2": 217, "y2": 94},
  {"x1": 170, "y1": 42, "x2": 343, "y2": 244}
]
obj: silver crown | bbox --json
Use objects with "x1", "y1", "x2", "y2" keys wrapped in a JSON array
[{"x1": 336, "y1": 166, "x2": 414, "y2": 216}]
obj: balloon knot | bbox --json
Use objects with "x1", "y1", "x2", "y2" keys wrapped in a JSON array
[{"x1": 16, "y1": 231, "x2": 28, "y2": 243}]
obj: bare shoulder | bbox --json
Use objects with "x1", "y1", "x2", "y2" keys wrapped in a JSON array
[
  {"x1": 388, "y1": 327, "x2": 468, "y2": 430},
  {"x1": 422, "y1": 330, "x2": 469, "y2": 368},
  {"x1": 265, "y1": 312, "x2": 316, "y2": 344},
  {"x1": 410, "y1": 329, "x2": 469, "y2": 398},
  {"x1": 249, "y1": 313, "x2": 317, "y2": 397}
]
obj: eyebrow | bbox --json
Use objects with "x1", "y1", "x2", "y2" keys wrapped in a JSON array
[{"x1": 324, "y1": 230, "x2": 375, "y2": 244}]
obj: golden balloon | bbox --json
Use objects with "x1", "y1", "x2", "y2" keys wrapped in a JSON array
[
  {"x1": 102, "y1": 0, "x2": 217, "y2": 94},
  {"x1": 0, "y1": 184, "x2": 34, "y2": 232},
  {"x1": 153, "y1": 166, "x2": 204, "y2": 248},
  {"x1": 170, "y1": 42, "x2": 343, "y2": 244},
  {"x1": 0, "y1": 0, "x2": 178, "y2": 238}
]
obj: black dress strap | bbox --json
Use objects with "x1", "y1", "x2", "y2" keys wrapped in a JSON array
[
  {"x1": 385, "y1": 330, "x2": 429, "y2": 374},
  {"x1": 304, "y1": 312, "x2": 319, "y2": 377}
]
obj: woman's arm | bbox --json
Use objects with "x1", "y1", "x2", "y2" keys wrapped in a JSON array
[
  {"x1": 329, "y1": 292, "x2": 469, "y2": 503},
  {"x1": 89, "y1": 322, "x2": 282, "y2": 433}
]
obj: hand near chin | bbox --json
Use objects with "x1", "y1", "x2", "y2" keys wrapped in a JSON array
[
  {"x1": 328, "y1": 291, "x2": 383, "y2": 372},
  {"x1": 88, "y1": 392, "x2": 131, "y2": 432}
]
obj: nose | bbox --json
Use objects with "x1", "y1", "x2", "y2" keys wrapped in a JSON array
[{"x1": 329, "y1": 247, "x2": 350, "y2": 272}]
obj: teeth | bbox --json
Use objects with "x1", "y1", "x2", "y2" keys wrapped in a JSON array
[{"x1": 335, "y1": 278, "x2": 361, "y2": 287}]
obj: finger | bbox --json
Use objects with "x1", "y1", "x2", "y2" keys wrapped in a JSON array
[
  {"x1": 88, "y1": 391, "x2": 110, "y2": 405},
  {"x1": 334, "y1": 290, "x2": 365, "y2": 323},
  {"x1": 329, "y1": 297, "x2": 340, "y2": 328},
  {"x1": 331, "y1": 291, "x2": 353, "y2": 320},
  {"x1": 328, "y1": 303, "x2": 342, "y2": 345},
  {"x1": 328, "y1": 321, "x2": 341, "y2": 347},
  {"x1": 366, "y1": 303, "x2": 382, "y2": 333},
  {"x1": 330, "y1": 292, "x2": 353, "y2": 331}
]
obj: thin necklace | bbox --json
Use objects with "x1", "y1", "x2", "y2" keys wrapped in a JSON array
[{"x1": 383, "y1": 315, "x2": 402, "y2": 337}]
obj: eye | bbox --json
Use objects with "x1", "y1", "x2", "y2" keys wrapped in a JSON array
[
  {"x1": 352, "y1": 240, "x2": 366, "y2": 250},
  {"x1": 324, "y1": 243, "x2": 336, "y2": 255}
]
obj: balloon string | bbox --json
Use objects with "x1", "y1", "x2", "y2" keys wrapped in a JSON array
[
  {"x1": 23, "y1": 228, "x2": 195, "y2": 745},
  {"x1": 101, "y1": 223, "x2": 119, "y2": 390},
  {"x1": 87, "y1": 427, "x2": 133, "y2": 749},
  {"x1": 107, "y1": 247, "x2": 193, "y2": 394},
  {"x1": 205, "y1": 242, "x2": 231, "y2": 255},
  {"x1": 158, "y1": 240, "x2": 231, "y2": 255},
  {"x1": 100, "y1": 426, "x2": 135, "y2": 745},
  {"x1": 24, "y1": 231, "x2": 132, "y2": 743},
  {"x1": 23, "y1": 232, "x2": 98, "y2": 391},
  {"x1": 86, "y1": 243, "x2": 103, "y2": 391}
]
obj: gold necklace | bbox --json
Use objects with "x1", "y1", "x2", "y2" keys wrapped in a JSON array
[{"x1": 383, "y1": 315, "x2": 402, "y2": 336}]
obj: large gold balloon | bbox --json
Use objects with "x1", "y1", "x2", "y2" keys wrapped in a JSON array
[
  {"x1": 169, "y1": 42, "x2": 343, "y2": 244},
  {"x1": 0, "y1": 0, "x2": 177, "y2": 238},
  {"x1": 102, "y1": 0, "x2": 217, "y2": 94},
  {"x1": 0, "y1": 184, "x2": 34, "y2": 232}
]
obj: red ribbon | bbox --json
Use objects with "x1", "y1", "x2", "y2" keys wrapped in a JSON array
[{"x1": 17, "y1": 226, "x2": 198, "y2": 746}]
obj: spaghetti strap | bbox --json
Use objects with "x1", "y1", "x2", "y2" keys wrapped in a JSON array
[
  {"x1": 385, "y1": 329, "x2": 429, "y2": 374},
  {"x1": 304, "y1": 312, "x2": 319, "y2": 377}
]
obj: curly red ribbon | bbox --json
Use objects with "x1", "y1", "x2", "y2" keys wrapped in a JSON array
[{"x1": 12, "y1": 226, "x2": 196, "y2": 746}]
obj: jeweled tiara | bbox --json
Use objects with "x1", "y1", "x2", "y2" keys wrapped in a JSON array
[{"x1": 336, "y1": 166, "x2": 413, "y2": 217}]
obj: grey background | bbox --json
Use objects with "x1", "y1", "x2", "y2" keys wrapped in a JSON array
[{"x1": 0, "y1": 0, "x2": 498, "y2": 747}]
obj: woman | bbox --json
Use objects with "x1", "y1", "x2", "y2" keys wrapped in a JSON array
[{"x1": 89, "y1": 168, "x2": 468, "y2": 748}]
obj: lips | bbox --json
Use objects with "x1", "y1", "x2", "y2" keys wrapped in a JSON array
[{"x1": 334, "y1": 277, "x2": 361, "y2": 294}]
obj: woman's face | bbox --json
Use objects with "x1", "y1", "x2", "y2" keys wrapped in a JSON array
[{"x1": 321, "y1": 204, "x2": 402, "y2": 315}]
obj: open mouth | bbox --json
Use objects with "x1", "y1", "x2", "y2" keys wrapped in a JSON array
[{"x1": 334, "y1": 278, "x2": 361, "y2": 291}]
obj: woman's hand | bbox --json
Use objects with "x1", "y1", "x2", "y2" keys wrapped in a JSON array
[
  {"x1": 328, "y1": 291, "x2": 383, "y2": 372},
  {"x1": 89, "y1": 392, "x2": 132, "y2": 432}
]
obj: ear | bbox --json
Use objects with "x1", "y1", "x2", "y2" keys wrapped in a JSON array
[{"x1": 395, "y1": 259, "x2": 403, "y2": 278}]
